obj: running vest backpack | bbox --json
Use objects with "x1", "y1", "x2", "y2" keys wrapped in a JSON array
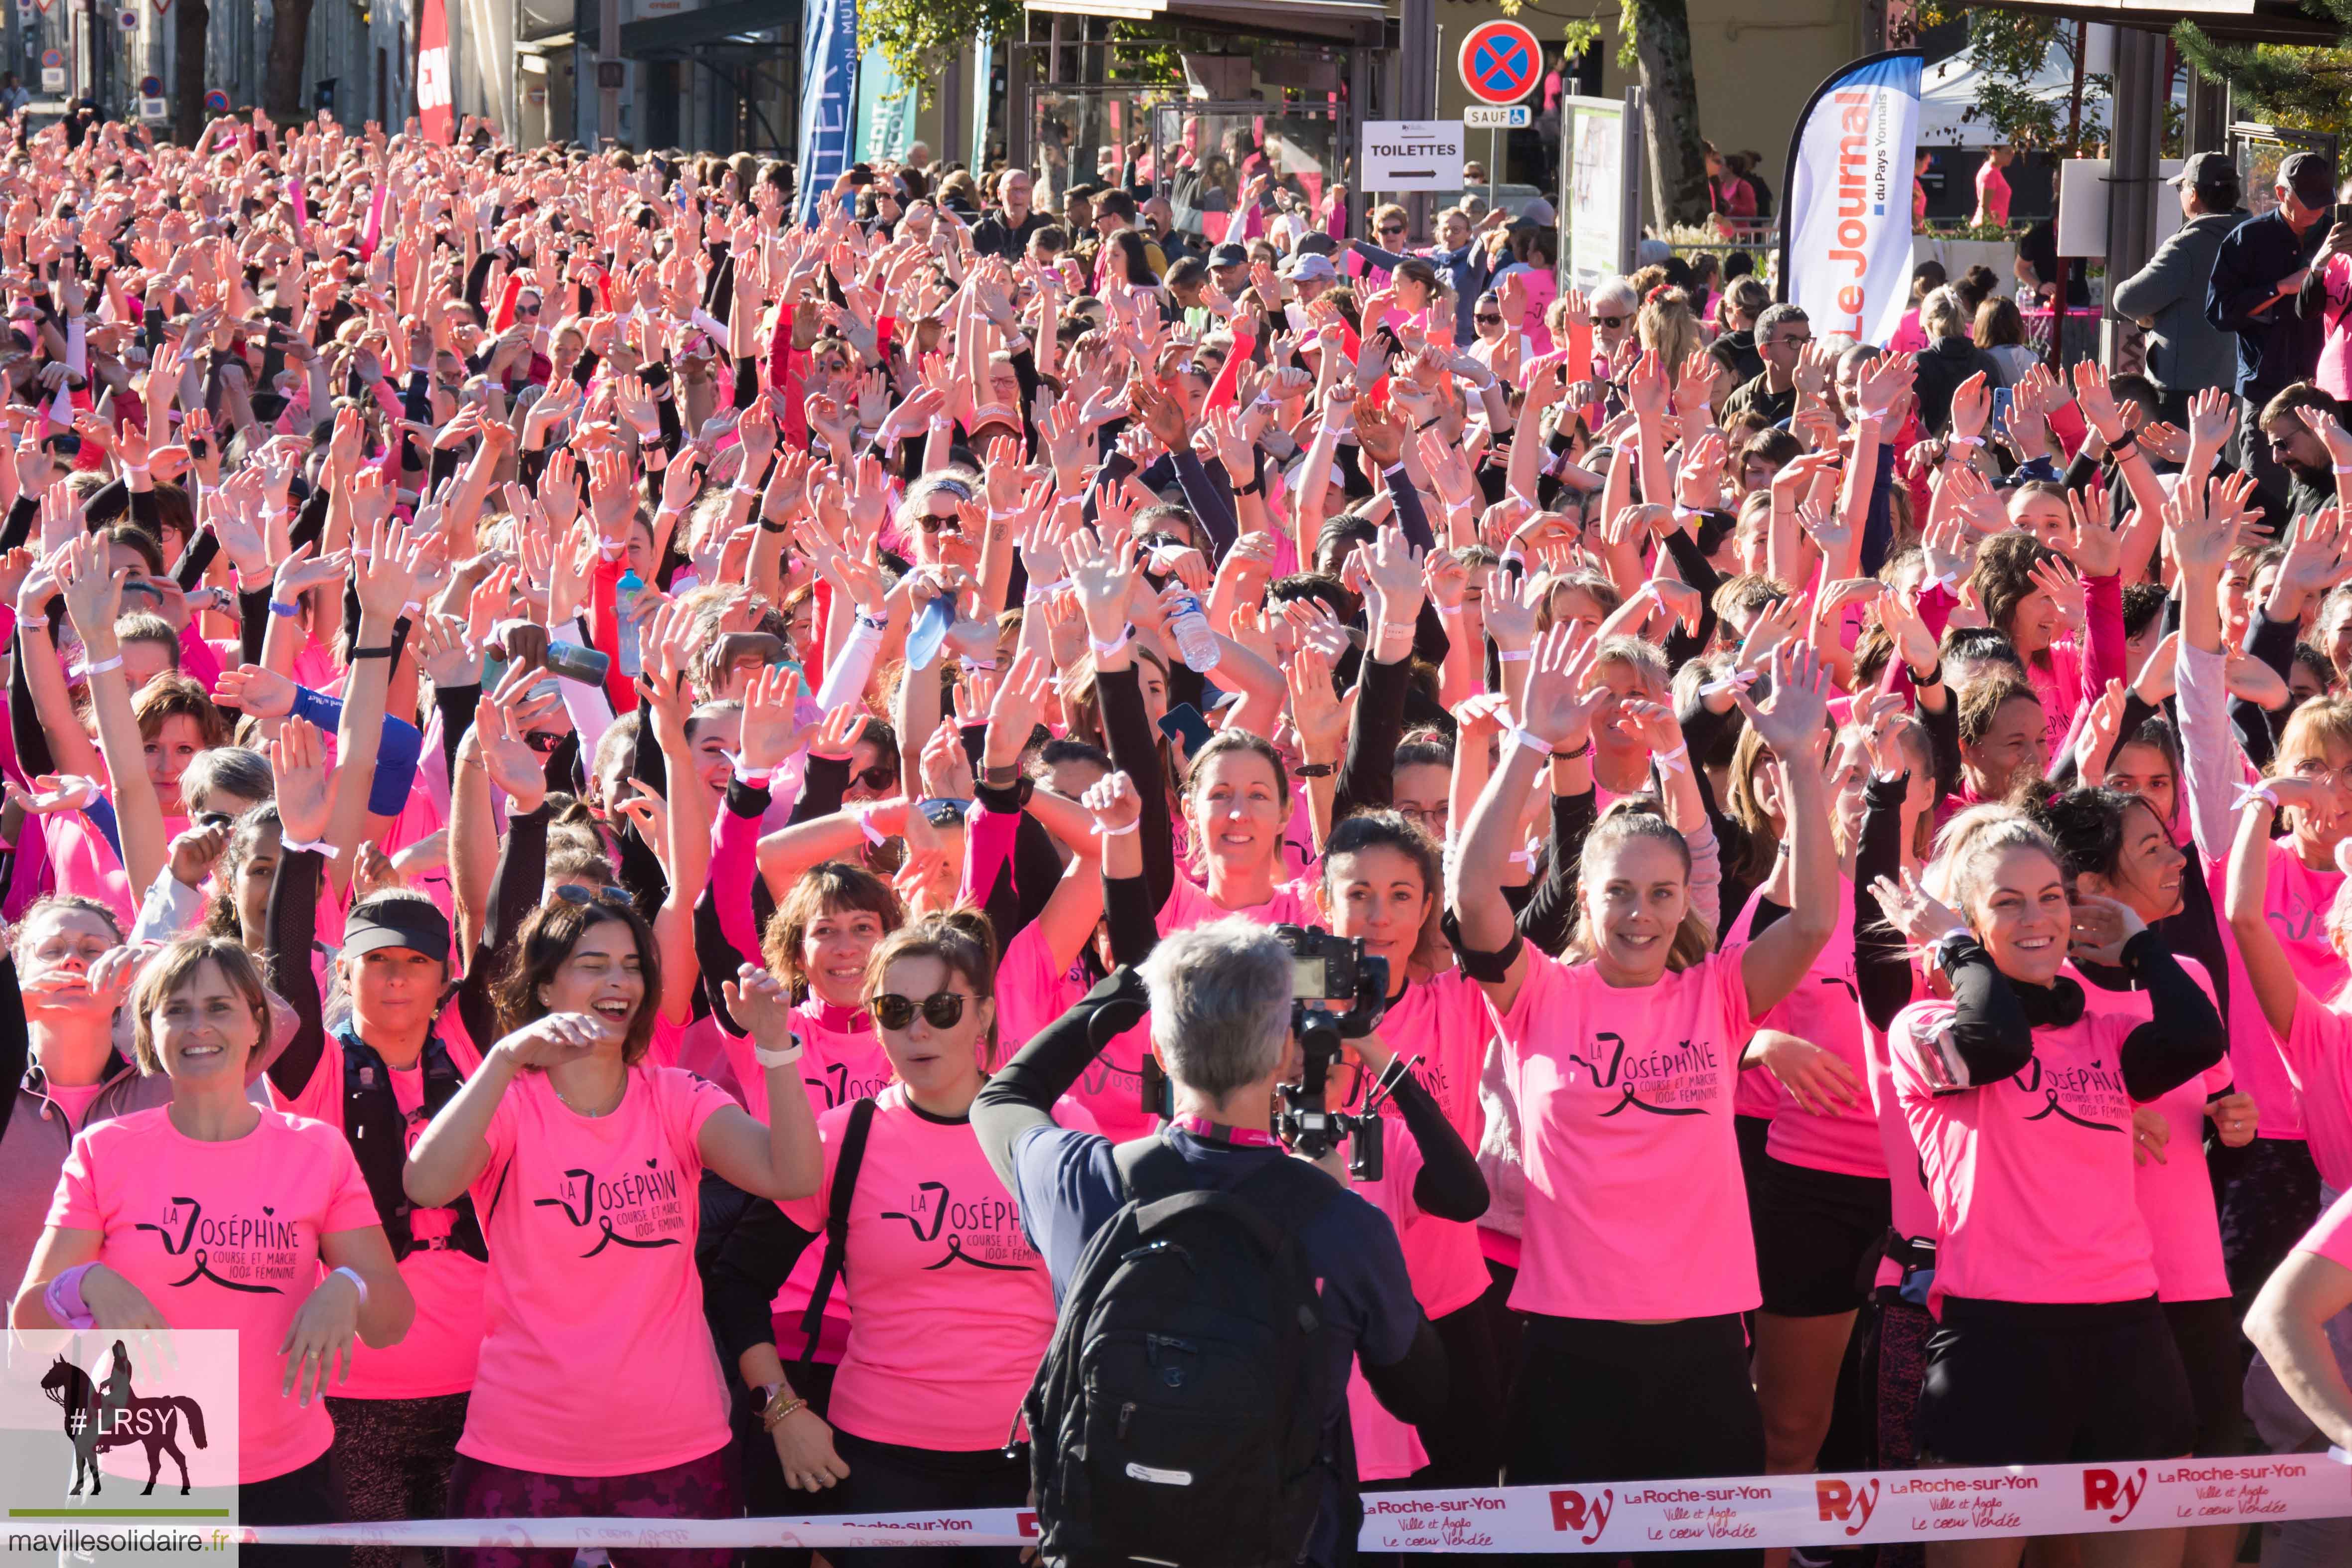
[
  {"x1": 340, "y1": 1028, "x2": 487, "y2": 1263},
  {"x1": 1024, "y1": 1137, "x2": 1342, "y2": 1568}
]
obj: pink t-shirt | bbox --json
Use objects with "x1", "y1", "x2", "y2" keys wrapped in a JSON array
[
  {"x1": 779, "y1": 1084, "x2": 1094, "y2": 1450},
  {"x1": 725, "y1": 996, "x2": 896, "y2": 1365},
  {"x1": 266, "y1": 1028, "x2": 488, "y2": 1399},
  {"x1": 49, "y1": 1107, "x2": 382, "y2": 1483},
  {"x1": 461, "y1": 1063, "x2": 730, "y2": 1475},
  {"x1": 1889, "y1": 999, "x2": 2156, "y2": 1309},
  {"x1": 1496, "y1": 944, "x2": 1762, "y2": 1320},
  {"x1": 1347, "y1": 1130, "x2": 1432, "y2": 1481},
  {"x1": 2316, "y1": 252, "x2": 2352, "y2": 402},
  {"x1": 2284, "y1": 986, "x2": 2352, "y2": 1194},
  {"x1": 2026, "y1": 640, "x2": 2085, "y2": 761},
  {"x1": 1973, "y1": 160, "x2": 2012, "y2": 229},
  {"x1": 1865, "y1": 1011, "x2": 1941, "y2": 1290},
  {"x1": 1158, "y1": 873, "x2": 1321, "y2": 934},
  {"x1": 993, "y1": 920, "x2": 1087, "y2": 1058},
  {"x1": 1352, "y1": 971, "x2": 1492, "y2": 1318},
  {"x1": 1740, "y1": 883, "x2": 1884, "y2": 1178},
  {"x1": 2257, "y1": 843, "x2": 2350, "y2": 1141},
  {"x1": 2293, "y1": 1184, "x2": 2352, "y2": 1268},
  {"x1": 2075, "y1": 959, "x2": 2232, "y2": 1303}
]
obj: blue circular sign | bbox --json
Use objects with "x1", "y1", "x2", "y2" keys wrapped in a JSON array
[
  {"x1": 1457, "y1": 20, "x2": 1541, "y2": 108},
  {"x1": 204, "y1": 88, "x2": 230, "y2": 113}
]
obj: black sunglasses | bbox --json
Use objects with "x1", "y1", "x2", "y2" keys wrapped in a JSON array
[
  {"x1": 523, "y1": 729, "x2": 563, "y2": 753},
  {"x1": 554, "y1": 884, "x2": 633, "y2": 909},
  {"x1": 194, "y1": 810, "x2": 236, "y2": 830},
  {"x1": 1475, "y1": 312, "x2": 1504, "y2": 325},
  {"x1": 918, "y1": 512, "x2": 963, "y2": 534},
  {"x1": 1378, "y1": 225, "x2": 1406, "y2": 237},
  {"x1": 854, "y1": 763, "x2": 896, "y2": 790},
  {"x1": 872, "y1": 991, "x2": 970, "y2": 1031},
  {"x1": 1595, "y1": 314, "x2": 1626, "y2": 329}
]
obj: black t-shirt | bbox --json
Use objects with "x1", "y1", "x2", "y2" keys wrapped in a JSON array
[
  {"x1": 973, "y1": 208, "x2": 1050, "y2": 262},
  {"x1": 2019, "y1": 220, "x2": 2091, "y2": 307}
]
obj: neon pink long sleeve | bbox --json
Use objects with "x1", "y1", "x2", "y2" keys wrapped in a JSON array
[{"x1": 711, "y1": 794, "x2": 765, "y2": 966}]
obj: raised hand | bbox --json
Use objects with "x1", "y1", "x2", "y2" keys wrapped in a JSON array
[
  {"x1": 268, "y1": 715, "x2": 337, "y2": 848},
  {"x1": 1734, "y1": 639, "x2": 1833, "y2": 759},
  {"x1": 1868, "y1": 865, "x2": 1965, "y2": 945},
  {"x1": 1515, "y1": 622, "x2": 1609, "y2": 749},
  {"x1": 215, "y1": 663, "x2": 299, "y2": 719}
]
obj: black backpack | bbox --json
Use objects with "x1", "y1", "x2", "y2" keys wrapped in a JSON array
[{"x1": 1023, "y1": 1137, "x2": 1344, "y2": 1568}]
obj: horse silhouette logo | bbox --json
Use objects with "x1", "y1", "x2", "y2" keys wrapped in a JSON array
[{"x1": 39, "y1": 1341, "x2": 208, "y2": 1496}]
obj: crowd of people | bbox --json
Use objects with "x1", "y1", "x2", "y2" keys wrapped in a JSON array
[{"x1": 4, "y1": 102, "x2": 2352, "y2": 1568}]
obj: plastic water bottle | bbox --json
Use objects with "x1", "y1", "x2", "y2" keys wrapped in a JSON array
[
  {"x1": 1167, "y1": 589, "x2": 1221, "y2": 671},
  {"x1": 615, "y1": 569, "x2": 644, "y2": 678}
]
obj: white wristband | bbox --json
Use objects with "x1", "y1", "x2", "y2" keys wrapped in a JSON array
[
  {"x1": 1088, "y1": 632, "x2": 1130, "y2": 660},
  {"x1": 726, "y1": 754, "x2": 777, "y2": 788},
  {"x1": 1507, "y1": 727, "x2": 1553, "y2": 757},
  {"x1": 1098, "y1": 819, "x2": 1140, "y2": 838},
  {"x1": 1947, "y1": 434, "x2": 1984, "y2": 449},
  {"x1": 1497, "y1": 648, "x2": 1532, "y2": 663},
  {"x1": 78, "y1": 654, "x2": 124, "y2": 676},
  {"x1": 280, "y1": 836, "x2": 341, "y2": 858},
  {"x1": 853, "y1": 805, "x2": 889, "y2": 846},
  {"x1": 1024, "y1": 577, "x2": 1072, "y2": 603},
  {"x1": 753, "y1": 1036, "x2": 806, "y2": 1069},
  {"x1": 331, "y1": 1266, "x2": 369, "y2": 1307}
]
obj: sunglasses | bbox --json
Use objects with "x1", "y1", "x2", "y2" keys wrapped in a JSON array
[
  {"x1": 918, "y1": 512, "x2": 963, "y2": 534},
  {"x1": 1595, "y1": 314, "x2": 1626, "y2": 329},
  {"x1": 1475, "y1": 312, "x2": 1503, "y2": 325},
  {"x1": 194, "y1": 810, "x2": 236, "y2": 830},
  {"x1": 855, "y1": 763, "x2": 897, "y2": 790},
  {"x1": 1378, "y1": 225, "x2": 1406, "y2": 237},
  {"x1": 872, "y1": 991, "x2": 971, "y2": 1031},
  {"x1": 554, "y1": 884, "x2": 633, "y2": 909},
  {"x1": 523, "y1": 730, "x2": 562, "y2": 753}
]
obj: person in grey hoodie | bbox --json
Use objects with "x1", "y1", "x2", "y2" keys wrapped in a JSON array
[{"x1": 2111, "y1": 152, "x2": 2248, "y2": 422}]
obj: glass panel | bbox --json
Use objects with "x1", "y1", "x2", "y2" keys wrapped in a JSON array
[
  {"x1": 1154, "y1": 102, "x2": 1344, "y2": 247},
  {"x1": 1031, "y1": 88, "x2": 1173, "y2": 217}
]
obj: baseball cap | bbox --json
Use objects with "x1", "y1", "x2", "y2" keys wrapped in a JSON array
[
  {"x1": 1209, "y1": 243, "x2": 1250, "y2": 269},
  {"x1": 343, "y1": 897, "x2": 452, "y2": 966},
  {"x1": 2171, "y1": 151, "x2": 2240, "y2": 202},
  {"x1": 2279, "y1": 150, "x2": 2335, "y2": 208},
  {"x1": 1517, "y1": 197, "x2": 1558, "y2": 227},
  {"x1": 1283, "y1": 252, "x2": 1339, "y2": 284}
]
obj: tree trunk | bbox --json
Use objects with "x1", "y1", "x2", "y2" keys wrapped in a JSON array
[
  {"x1": 263, "y1": 0, "x2": 313, "y2": 118},
  {"x1": 1628, "y1": 0, "x2": 1710, "y2": 229},
  {"x1": 173, "y1": 0, "x2": 208, "y2": 143}
]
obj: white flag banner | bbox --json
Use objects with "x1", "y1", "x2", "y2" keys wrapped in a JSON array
[{"x1": 1780, "y1": 51, "x2": 1923, "y2": 349}]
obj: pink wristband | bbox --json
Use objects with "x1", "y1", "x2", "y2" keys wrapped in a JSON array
[{"x1": 45, "y1": 1262, "x2": 96, "y2": 1330}]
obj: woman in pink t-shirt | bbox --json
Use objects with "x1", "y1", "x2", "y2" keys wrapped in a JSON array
[
  {"x1": 14, "y1": 937, "x2": 415, "y2": 1561},
  {"x1": 1451, "y1": 631, "x2": 1840, "y2": 1502},
  {"x1": 402, "y1": 896, "x2": 823, "y2": 1568},
  {"x1": 703, "y1": 913, "x2": 1084, "y2": 1568},
  {"x1": 1877, "y1": 814, "x2": 2223, "y2": 1520}
]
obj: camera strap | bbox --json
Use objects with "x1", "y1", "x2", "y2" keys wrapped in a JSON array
[{"x1": 1168, "y1": 1114, "x2": 1280, "y2": 1149}]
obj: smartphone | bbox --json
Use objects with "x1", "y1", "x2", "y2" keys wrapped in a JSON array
[
  {"x1": 542, "y1": 640, "x2": 611, "y2": 685},
  {"x1": 1988, "y1": 385, "x2": 2014, "y2": 437},
  {"x1": 1157, "y1": 702, "x2": 1216, "y2": 756},
  {"x1": 848, "y1": 163, "x2": 874, "y2": 188}
]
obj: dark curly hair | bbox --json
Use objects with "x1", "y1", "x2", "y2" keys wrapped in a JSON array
[{"x1": 493, "y1": 897, "x2": 664, "y2": 1065}]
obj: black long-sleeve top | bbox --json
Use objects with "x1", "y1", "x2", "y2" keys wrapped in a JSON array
[
  {"x1": 1934, "y1": 930, "x2": 2225, "y2": 1102},
  {"x1": 1097, "y1": 664, "x2": 1178, "y2": 913},
  {"x1": 1854, "y1": 775, "x2": 1913, "y2": 1034}
]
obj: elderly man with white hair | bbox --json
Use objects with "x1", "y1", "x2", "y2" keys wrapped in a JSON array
[{"x1": 973, "y1": 166, "x2": 1048, "y2": 262}]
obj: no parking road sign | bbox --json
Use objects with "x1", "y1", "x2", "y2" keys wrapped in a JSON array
[{"x1": 1457, "y1": 19, "x2": 1541, "y2": 108}]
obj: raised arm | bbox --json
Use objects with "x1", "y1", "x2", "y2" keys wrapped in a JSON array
[{"x1": 59, "y1": 535, "x2": 165, "y2": 898}]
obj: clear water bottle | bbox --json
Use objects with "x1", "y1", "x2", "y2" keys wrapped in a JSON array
[
  {"x1": 615, "y1": 569, "x2": 645, "y2": 678},
  {"x1": 1167, "y1": 589, "x2": 1221, "y2": 671}
]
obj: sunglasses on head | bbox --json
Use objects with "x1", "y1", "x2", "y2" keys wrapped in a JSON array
[
  {"x1": 554, "y1": 884, "x2": 633, "y2": 909},
  {"x1": 872, "y1": 991, "x2": 970, "y2": 1031}
]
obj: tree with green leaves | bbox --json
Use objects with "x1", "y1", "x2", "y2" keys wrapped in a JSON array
[
  {"x1": 1502, "y1": 0, "x2": 1707, "y2": 223},
  {"x1": 2173, "y1": 6, "x2": 2352, "y2": 132},
  {"x1": 1910, "y1": 6, "x2": 2110, "y2": 151},
  {"x1": 861, "y1": 0, "x2": 1022, "y2": 99}
]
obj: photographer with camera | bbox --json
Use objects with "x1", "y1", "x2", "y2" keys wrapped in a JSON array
[{"x1": 972, "y1": 770, "x2": 1460, "y2": 1568}]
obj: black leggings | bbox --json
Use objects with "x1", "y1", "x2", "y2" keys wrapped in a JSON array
[
  {"x1": 1504, "y1": 1313, "x2": 1764, "y2": 1568},
  {"x1": 241, "y1": 1451, "x2": 351, "y2": 1568},
  {"x1": 1408, "y1": 1299, "x2": 1506, "y2": 1487},
  {"x1": 324, "y1": 1392, "x2": 469, "y2": 1568},
  {"x1": 824, "y1": 1429, "x2": 1029, "y2": 1568}
]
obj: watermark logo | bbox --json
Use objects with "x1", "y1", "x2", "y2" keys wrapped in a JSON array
[{"x1": 41, "y1": 1342, "x2": 209, "y2": 1496}]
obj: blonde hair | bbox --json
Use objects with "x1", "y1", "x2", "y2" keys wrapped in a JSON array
[{"x1": 2272, "y1": 698, "x2": 2352, "y2": 839}]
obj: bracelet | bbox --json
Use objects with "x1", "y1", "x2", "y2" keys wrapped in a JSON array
[
  {"x1": 1507, "y1": 727, "x2": 1552, "y2": 757},
  {"x1": 79, "y1": 654, "x2": 123, "y2": 676},
  {"x1": 1023, "y1": 577, "x2": 1072, "y2": 603},
  {"x1": 1098, "y1": 819, "x2": 1140, "y2": 837},
  {"x1": 280, "y1": 836, "x2": 341, "y2": 858},
  {"x1": 1380, "y1": 622, "x2": 1416, "y2": 636},
  {"x1": 352, "y1": 644, "x2": 397, "y2": 660},
  {"x1": 1908, "y1": 660, "x2": 1943, "y2": 687},
  {"x1": 760, "y1": 1395, "x2": 809, "y2": 1433},
  {"x1": 1497, "y1": 648, "x2": 1532, "y2": 663},
  {"x1": 853, "y1": 805, "x2": 890, "y2": 846},
  {"x1": 757, "y1": 518, "x2": 789, "y2": 534},
  {"x1": 1088, "y1": 632, "x2": 1130, "y2": 660},
  {"x1": 1654, "y1": 743, "x2": 1690, "y2": 776},
  {"x1": 16, "y1": 613, "x2": 45, "y2": 630},
  {"x1": 1293, "y1": 762, "x2": 1334, "y2": 779},
  {"x1": 1946, "y1": 434, "x2": 1984, "y2": 449},
  {"x1": 332, "y1": 1265, "x2": 369, "y2": 1307},
  {"x1": 854, "y1": 610, "x2": 888, "y2": 634},
  {"x1": 1552, "y1": 737, "x2": 1595, "y2": 761},
  {"x1": 727, "y1": 755, "x2": 778, "y2": 787},
  {"x1": 753, "y1": 1036, "x2": 806, "y2": 1068},
  {"x1": 2106, "y1": 427, "x2": 2139, "y2": 452},
  {"x1": 44, "y1": 1263, "x2": 96, "y2": 1330}
]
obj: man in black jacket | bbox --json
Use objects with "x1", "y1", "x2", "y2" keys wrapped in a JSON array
[
  {"x1": 973, "y1": 919, "x2": 1444, "y2": 1568},
  {"x1": 2207, "y1": 150, "x2": 2340, "y2": 510}
]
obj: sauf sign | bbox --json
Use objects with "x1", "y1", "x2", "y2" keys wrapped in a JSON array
[{"x1": 1779, "y1": 50, "x2": 1921, "y2": 349}]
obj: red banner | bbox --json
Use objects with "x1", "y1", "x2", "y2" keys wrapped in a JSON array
[{"x1": 415, "y1": 0, "x2": 452, "y2": 143}]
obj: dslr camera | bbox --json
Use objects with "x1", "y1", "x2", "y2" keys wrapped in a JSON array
[{"x1": 1274, "y1": 925, "x2": 1392, "y2": 1178}]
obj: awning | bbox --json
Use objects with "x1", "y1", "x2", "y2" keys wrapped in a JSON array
[
  {"x1": 619, "y1": 0, "x2": 792, "y2": 56},
  {"x1": 1026, "y1": 0, "x2": 1382, "y2": 38},
  {"x1": 1969, "y1": 0, "x2": 2340, "y2": 46}
]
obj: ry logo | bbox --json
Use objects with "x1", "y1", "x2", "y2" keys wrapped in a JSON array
[
  {"x1": 2083, "y1": 1467, "x2": 2147, "y2": 1523},
  {"x1": 1816, "y1": 1478, "x2": 1879, "y2": 1536},
  {"x1": 1549, "y1": 1488, "x2": 1613, "y2": 1544}
]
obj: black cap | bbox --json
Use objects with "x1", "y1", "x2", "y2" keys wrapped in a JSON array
[
  {"x1": 1209, "y1": 243, "x2": 1250, "y2": 269},
  {"x1": 2170, "y1": 150, "x2": 2235, "y2": 192},
  {"x1": 343, "y1": 899, "x2": 452, "y2": 967},
  {"x1": 2280, "y1": 150, "x2": 2335, "y2": 208}
]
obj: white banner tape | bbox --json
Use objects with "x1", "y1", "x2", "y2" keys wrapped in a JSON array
[{"x1": 237, "y1": 1456, "x2": 2352, "y2": 1553}]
